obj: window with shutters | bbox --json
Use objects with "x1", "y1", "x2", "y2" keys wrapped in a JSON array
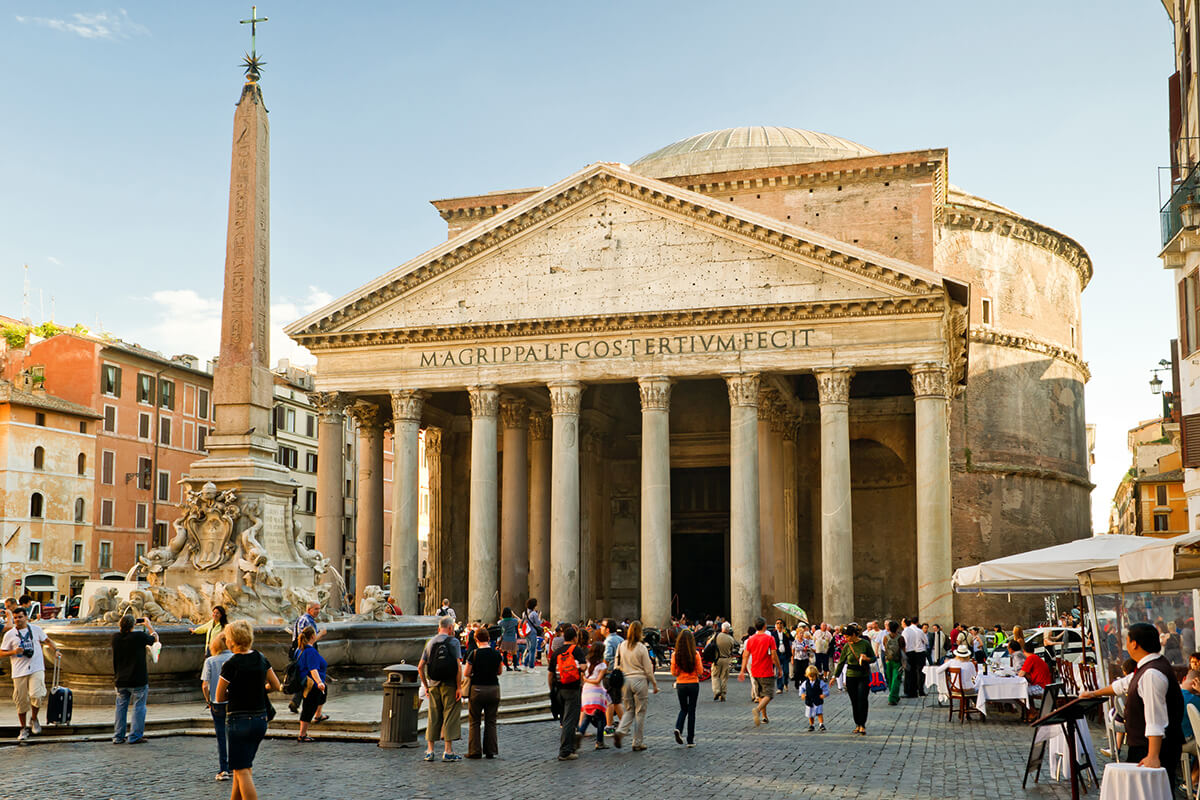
[
  {"x1": 159, "y1": 378, "x2": 175, "y2": 410},
  {"x1": 101, "y1": 450, "x2": 115, "y2": 485},
  {"x1": 135, "y1": 503, "x2": 148, "y2": 530},
  {"x1": 197, "y1": 388, "x2": 210, "y2": 420},
  {"x1": 99, "y1": 541, "x2": 112, "y2": 569},
  {"x1": 137, "y1": 373, "x2": 154, "y2": 405},
  {"x1": 1157, "y1": 484, "x2": 1169, "y2": 506},
  {"x1": 137, "y1": 456, "x2": 152, "y2": 490},
  {"x1": 157, "y1": 470, "x2": 171, "y2": 502},
  {"x1": 138, "y1": 412, "x2": 151, "y2": 440},
  {"x1": 103, "y1": 405, "x2": 117, "y2": 433},
  {"x1": 159, "y1": 416, "x2": 172, "y2": 446},
  {"x1": 1154, "y1": 513, "x2": 1170, "y2": 532},
  {"x1": 101, "y1": 364, "x2": 122, "y2": 397},
  {"x1": 100, "y1": 500, "x2": 114, "y2": 527},
  {"x1": 1183, "y1": 413, "x2": 1200, "y2": 468}
]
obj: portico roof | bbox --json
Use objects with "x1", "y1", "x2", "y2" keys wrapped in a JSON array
[{"x1": 286, "y1": 161, "x2": 965, "y2": 344}]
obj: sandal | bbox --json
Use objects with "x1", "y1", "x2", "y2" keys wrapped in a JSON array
[
  {"x1": 297, "y1": 735, "x2": 315, "y2": 742},
  {"x1": 312, "y1": 714, "x2": 330, "y2": 724}
]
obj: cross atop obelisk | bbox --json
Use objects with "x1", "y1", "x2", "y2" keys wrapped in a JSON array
[{"x1": 240, "y1": 6, "x2": 268, "y2": 83}]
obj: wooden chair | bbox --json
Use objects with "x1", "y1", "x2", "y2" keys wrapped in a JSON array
[
  {"x1": 947, "y1": 667, "x2": 985, "y2": 724},
  {"x1": 1077, "y1": 663, "x2": 1099, "y2": 693},
  {"x1": 1057, "y1": 659, "x2": 1078, "y2": 695}
]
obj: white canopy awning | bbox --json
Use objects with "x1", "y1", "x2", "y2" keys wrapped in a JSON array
[
  {"x1": 1116, "y1": 531, "x2": 1200, "y2": 584},
  {"x1": 952, "y1": 535, "x2": 1167, "y2": 594}
]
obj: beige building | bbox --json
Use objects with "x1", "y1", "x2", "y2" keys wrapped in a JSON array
[
  {"x1": 1160, "y1": 2, "x2": 1200, "y2": 532},
  {"x1": 1110, "y1": 418, "x2": 1186, "y2": 537},
  {"x1": 287, "y1": 127, "x2": 1092, "y2": 629},
  {"x1": 0, "y1": 379, "x2": 100, "y2": 607}
]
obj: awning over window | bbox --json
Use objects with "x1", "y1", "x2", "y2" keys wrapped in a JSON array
[{"x1": 22, "y1": 574, "x2": 55, "y2": 588}]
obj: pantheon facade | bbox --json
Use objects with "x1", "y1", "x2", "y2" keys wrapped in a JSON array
[{"x1": 286, "y1": 127, "x2": 1092, "y2": 630}]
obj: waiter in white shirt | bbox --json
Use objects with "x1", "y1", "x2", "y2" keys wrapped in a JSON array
[
  {"x1": 900, "y1": 618, "x2": 928, "y2": 698},
  {"x1": 1082, "y1": 622, "x2": 1184, "y2": 787}
]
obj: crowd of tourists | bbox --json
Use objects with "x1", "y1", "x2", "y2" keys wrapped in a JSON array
[{"x1": 4, "y1": 593, "x2": 1200, "y2": 798}]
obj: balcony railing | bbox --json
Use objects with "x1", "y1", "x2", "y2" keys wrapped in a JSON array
[{"x1": 1162, "y1": 162, "x2": 1200, "y2": 246}]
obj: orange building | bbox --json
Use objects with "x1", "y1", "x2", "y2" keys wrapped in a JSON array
[
  {"x1": 1110, "y1": 419, "x2": 1188, "y2": 536},
  {"x1": 2, "y1": 332, "x2": 214, "y2": 579}
]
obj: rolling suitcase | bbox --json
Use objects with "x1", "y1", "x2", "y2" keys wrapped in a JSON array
[{"x1": 46, "y1": 652, "x2": 72, "y2": 726}]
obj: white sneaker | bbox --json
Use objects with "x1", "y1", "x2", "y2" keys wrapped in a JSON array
[
  {"x1": 17, "y1": 728, "x2": 30, "y2": 742},
  {"x1": 30, "y1": 719, "x2": 41, "y2": 735},
  {"x1": 1100, "y1": 748, "x2": 1113, "y2": 759}
]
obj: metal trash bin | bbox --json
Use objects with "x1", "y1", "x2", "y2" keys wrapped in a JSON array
[{"x1": 379, "y1": 662, "x2": 421, "y2": 748}]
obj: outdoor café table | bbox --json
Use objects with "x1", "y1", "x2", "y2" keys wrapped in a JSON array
[
  {"x1": 974, "y1": 674, "x2": 1029, "y2": 716},
  {"x1": 1039, "y1": 716, "x2": 1098, "y2": 782},
  {"x1": 924, "y1": 663, "x2": 950, "y2": 703},
  {"x1": 1098, "y1": 763, "x2": 1171, "y2": 800}
]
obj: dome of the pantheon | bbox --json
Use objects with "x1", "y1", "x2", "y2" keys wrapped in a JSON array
[{"x1": 630, "y1": 126, "x2": 878, "y2": 180}]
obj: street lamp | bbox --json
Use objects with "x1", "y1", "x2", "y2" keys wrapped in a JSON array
[{"x1": 1149, "y1": 359, "x2": 1173, "y2": 418}]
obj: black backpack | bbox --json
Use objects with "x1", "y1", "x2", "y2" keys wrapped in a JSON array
[
  {"x1": 427, "y1": 637, "x2": 459, "y2": 682},
  {"x1": 282, "y1": 657, "x2": 303, "y2": 695},
  {"x1": 702, "y1": 639, "x2": 719, "y2": 663}
]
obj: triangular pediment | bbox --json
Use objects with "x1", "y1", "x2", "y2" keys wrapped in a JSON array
[{"x1": 286, "y1": 163, "x2": 951, "y2": 343}]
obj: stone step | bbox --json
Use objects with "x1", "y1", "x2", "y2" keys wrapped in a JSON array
[{"x1": 0, "y1": 688, "x2": 552, "y2": 746}]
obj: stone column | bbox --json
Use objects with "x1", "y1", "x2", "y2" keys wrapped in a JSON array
[
  {"x1": 757, "y1": 388, "x2": 780, "y2": 611},
  {"x1": 423, "y1": 427, "x2": 443, "y2": 614},
  {"x1": 500, "y1": 397, "x2": 530, "y2": 608},
  {"x1": 912, "y1": 363, "x2": 954, "y2": 626},
  {"x1": 725, "y1": 373, "x2": 760, "y2": 633},
  {"x1": 528, "y1": 412, "x2": 552, "y2": 609},
  {"x1": 349, "y1": 401, "x2": 385, "y2": 599},
  {"x1": 310, "y1": 392, "x2": 347, "y2": 575},
  {"x1": 638, "y1": 376, "x2": 672, "y2": 628},
  {"x1": 816, "y1": 368, "x2": 854, "y2": 623},
  {"x1": 468, "y1": 386, "x2": 501, "y2": 623},
  {"x1": 389, "y1": 389, "x2": 426, "y2": 615},
  {"x1": 549, "y1": 381, "x2": 583, "y2": 623}
]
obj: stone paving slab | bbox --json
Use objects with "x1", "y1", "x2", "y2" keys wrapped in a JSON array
[{"x1": 10, "y1": 679, "x2": 1091, "y2": 799}]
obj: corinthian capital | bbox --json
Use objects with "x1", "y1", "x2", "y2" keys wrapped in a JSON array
[
  {"x1": 724, "y1": 373, "x2": 760, "y2": 408},
  {"x1": 467, "y1": 385, "x2": 500, "y2": 418},
  {"x1": 424, "y1": 426, "x2": 442, "y2": 455},
  {"x1": 390, "y1": 389, "x2": 428, "y2": 422},
  {"x1": 548, "y1": 381, "x2": 583, "y2": 415},
  {"x1": 910, "y1": 362, "x2": 950, "y2": 399},
  {"x1": 815, "y1": 368, "x2": 853, "y2": 405},
  {"x1": 637, "y1": 376, "x2": 672, "y2": 411},
  {"x1": 500, "y1": 396, "x2": 529, "y2": 429},
  {"x1": 529, "y1": 411, "x2": 551, "y2": 441},
  {"x1": 307, "y1": 391, "x2": 348, "y2": 422},
  {"x1": 756, "y1": 387, "x2": 780, "y2": 422},
  {"x1": 348, "y1": 400, "x2": 384, "y2": 433}
]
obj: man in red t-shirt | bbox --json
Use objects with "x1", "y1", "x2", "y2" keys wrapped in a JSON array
[
  {"x1": 738, "y1": 617, "x2": 781, "y2": 726},
  {"x1": 1018, "y1": 640, "x2": 1052, "y2": 696}
]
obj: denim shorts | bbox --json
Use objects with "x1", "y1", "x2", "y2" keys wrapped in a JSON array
[{"x1": 226, "y1": 713, "x2": 268, "y2": 770}]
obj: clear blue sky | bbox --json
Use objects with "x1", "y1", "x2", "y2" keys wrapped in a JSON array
[{"x1": 0, "y1": 1, "x2": 1176, "y2": 532}]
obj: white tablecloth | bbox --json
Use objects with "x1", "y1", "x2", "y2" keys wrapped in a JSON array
[
  {"x1": 1036, "y1": 720, "x2": 1097, "y2": 782},
  {"x1": 1099, "y1": 762, "x2": 1171, "y2": 800},
  {"x1": 924, "y1": 664, "x2": 950, "y2": 702},
  {"x1": 974, "y1": 675, "x2": 1028, "y2": 715}
]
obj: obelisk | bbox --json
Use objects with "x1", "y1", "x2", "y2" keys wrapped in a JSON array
[
  {"x1": 177, "y1": 30, "x2": 313, "y2": 595},
  {"x1": 208, "y1": 55, "x2": 275, "y2": 463}
]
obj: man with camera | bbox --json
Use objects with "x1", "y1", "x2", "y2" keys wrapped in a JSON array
[
  {"x1": 0, "y1": 605, "x2": 58, "y2": 743},
  {"x1": 112, "y1": 614, "x2": 158, "y2": 744}
]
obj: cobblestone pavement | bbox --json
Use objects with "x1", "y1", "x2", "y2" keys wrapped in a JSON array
[{"x1": 14, "y1": 681, "x2": 1089, "y2": 800}]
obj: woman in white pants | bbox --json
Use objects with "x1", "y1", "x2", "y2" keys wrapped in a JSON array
[{"x1": 613, "y1": 621, "x2": 658, "y2": 751}]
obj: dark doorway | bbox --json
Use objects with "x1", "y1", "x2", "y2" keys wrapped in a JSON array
[{"x1": 670, "y1": 466, "x2": 730, "y2": 620}]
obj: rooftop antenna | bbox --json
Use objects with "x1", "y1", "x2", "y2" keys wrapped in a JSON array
[{"x1": 22, "y1": 265, "x2": 31, "y2": 324}]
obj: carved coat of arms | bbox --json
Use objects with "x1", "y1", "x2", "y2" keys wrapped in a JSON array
[{"x1": 180, "y1": 482, "x2": 240, "y2": 570}]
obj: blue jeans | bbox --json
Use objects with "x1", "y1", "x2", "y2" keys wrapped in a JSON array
[
  {"x1": 777, "y1": 658, "x2": 790, "y2": 691},
  {"x1": 211, "y1": 703, "x2": 229, "y2": 773},
  {"x1": 114, "y1": 685, "x2": 148, "y2": 742},
  {"x1": 523, "y1": 637, "x2": 538, "y2": 668},
  {"x1": 226, "y1": 713, "x2": 269, "y2": 771}
]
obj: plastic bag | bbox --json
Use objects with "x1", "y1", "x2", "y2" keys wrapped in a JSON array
[{"x1": 149, "y1": 641, "x2": 162, "y2": 663}]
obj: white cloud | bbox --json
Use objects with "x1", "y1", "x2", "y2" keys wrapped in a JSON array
[
  {"x1": 15, "y1": 9, "x2": 148, "y2": 40},
  {"x1": 127, "y1": 286, "x2": 329, "y2": 368},
  {"x1": 46, "y1": 256, "x2": 61, "y2": 265}
]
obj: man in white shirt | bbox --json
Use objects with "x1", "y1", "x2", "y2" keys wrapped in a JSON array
[
  {"x1": 0, "y1": 606, "x2": 58, "y2": 743},
  {"x1": 1083, "y1": 622, "x2": 1185, "y2": 787},
  {"x1": 812, "y1": 624, "x2": 834, "y2": 679},
  {"x1": 900, "y1": 618, "x2": 928, "y2": 699}
]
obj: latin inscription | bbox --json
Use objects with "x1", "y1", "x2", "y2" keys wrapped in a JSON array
[{"x1": 417, "y1": 328, "x2": 815, "y2": 368}]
